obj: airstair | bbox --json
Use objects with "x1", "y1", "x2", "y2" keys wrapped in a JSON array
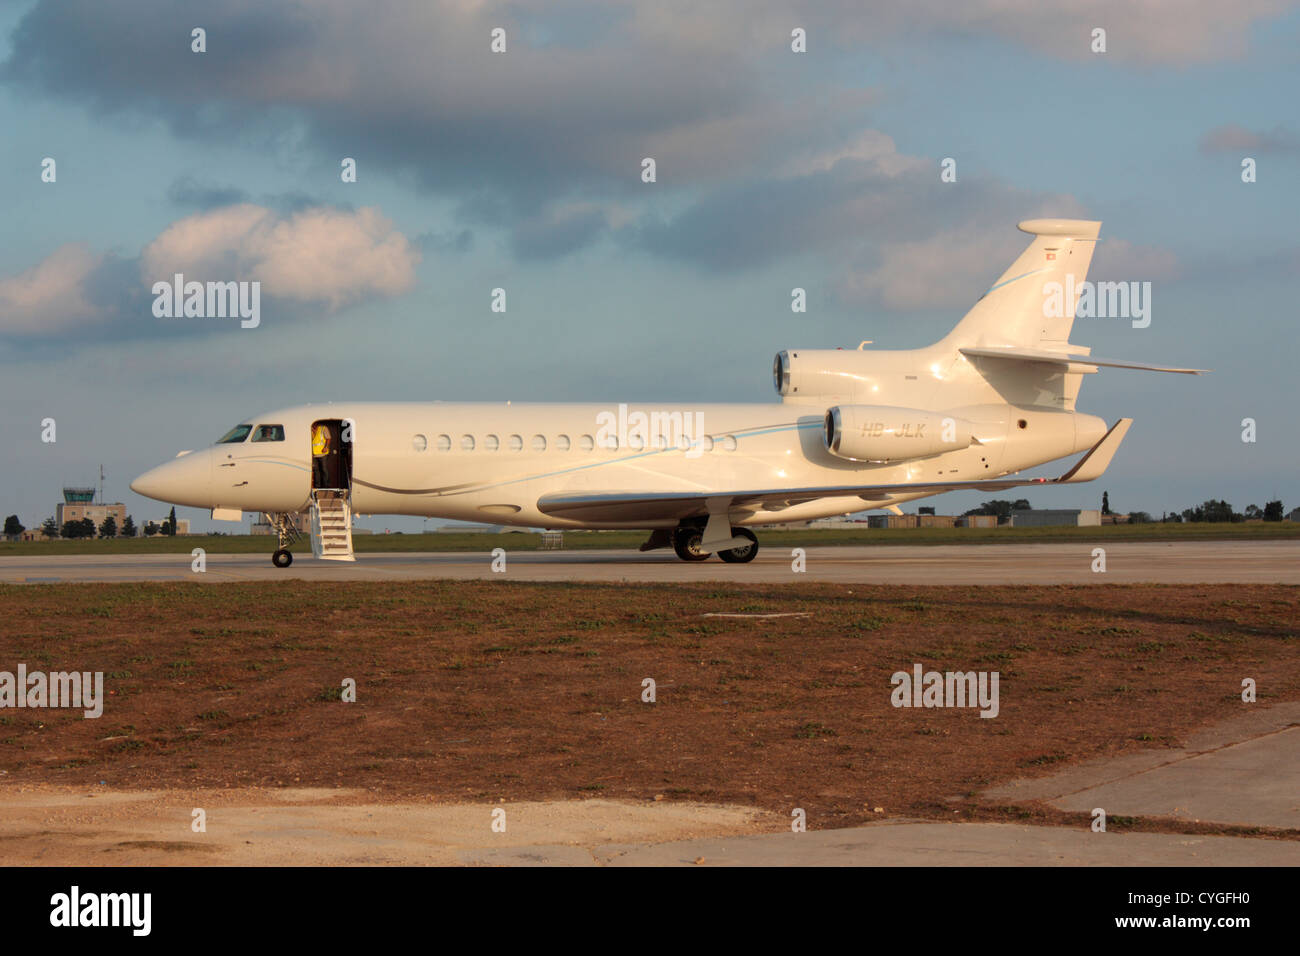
[{"x1": 310, "y1": 491, "x2": 355, "y2": 561}]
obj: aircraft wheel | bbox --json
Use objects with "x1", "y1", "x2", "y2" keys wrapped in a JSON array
[
  {"x1": 717, "y1": 528, "x2": 759, "y2": 563},
  {"x1": 272, "y1": 548, "x2": 293, "y2": 568},
  {"x1": 672, "y1": 526, "x2": 710, "y2": 562}
]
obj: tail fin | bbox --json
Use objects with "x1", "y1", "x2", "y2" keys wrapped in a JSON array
[{"x1": 944, "y1": 219, "x2": 1101, "y2": 350}]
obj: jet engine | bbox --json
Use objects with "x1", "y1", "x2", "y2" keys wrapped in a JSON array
[{"x1": 824, "y1": 405, "x2": 974, "y2": 462}]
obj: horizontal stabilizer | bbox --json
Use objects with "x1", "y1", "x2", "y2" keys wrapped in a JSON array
[{"x1": 961, "y1": 346, "x2": 1207, "y2": 375}]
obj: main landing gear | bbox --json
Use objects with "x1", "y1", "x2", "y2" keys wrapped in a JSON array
[
  {"x1": 265, "y1": 512, "x2": 300, "y2": 568},
  {"x1": 671, "y1": 525, "x2": 759, "y2": 563}
]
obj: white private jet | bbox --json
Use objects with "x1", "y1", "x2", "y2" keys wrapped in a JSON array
[{"x1": 131, "y1": 219, "x2": 1204, "y2": 567}]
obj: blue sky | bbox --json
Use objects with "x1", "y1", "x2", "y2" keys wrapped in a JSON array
[{"x1": 2, "y1": 0, "x2": 1297, "y2": 531}]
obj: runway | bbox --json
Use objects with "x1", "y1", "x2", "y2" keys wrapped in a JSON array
[{"x1": 2, "y1": 540, "x2": 1296, "y2": 584}]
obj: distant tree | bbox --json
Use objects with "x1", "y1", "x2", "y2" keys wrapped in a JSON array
[
  {"x1": 1201, "y1": 499, "x2": 1239, "y2": 523},
  {"x1": 62, "y1": 519, "x2": 91, "y2": 539},
  {"x1": 1012, "y1": 499, "x2": 1031, "y2": 511},
  {"x1": 1163, "y1": 510, "x2": 1182, "y2": 523},
  {"x1": 1183, "y1": 500, "x2": 1238, "y2": 523},
  {"x1": 144, "y1": 521, "x2": 160, "y2": 537},
  {"x1": 98, "y1": 516, "x2": 117, "y2": 538},
  {"x1": 1128, "y1": 511, "x2": 1152, "y2": 524},
  {"x1": 1263, "y1": 500, "x2": 1284, "y2": 522},
  {"x1": 121, "y1": 515, "x2": 137, "y2": 537},
  {"x1": 165, "y1": 506, "x2": 178, "y2": 536},
  {"x1": 964, "y1": 500, "x2": 1020, "y2": 519},
  {"x1": 79, "y1": 517, "x2": 96, "y2": 537},
  {"x1": 41, "y1": 516, "x2": 59, "y2": 537},
  {"x1": 918, "y1": 506, "x2": 936, "y2": 515},
  {"x1": 3, "y1": 515, "x2": 24, "y2": 537},
  {"x1": 1101, "y1": 491, "x2": 1111, "y2": 515},
  {"x1": 1244, "y1": 504, "x2": 1262, "y2": 520}
]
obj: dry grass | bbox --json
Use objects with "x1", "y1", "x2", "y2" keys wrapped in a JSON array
[{"x1": 1, "y1": 581, "x2": 1296, "y2": 833}]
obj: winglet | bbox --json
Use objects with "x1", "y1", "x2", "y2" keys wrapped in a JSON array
[{"x1": 1057, "y1": 418, "x2": 1133, "y2": 483}]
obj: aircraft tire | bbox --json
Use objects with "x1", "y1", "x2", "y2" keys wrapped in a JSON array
[
  {"x1": 272, "y1": 548, "x2": 293, "y2": 568},
  {"x1": 717, "y1": 528, "x2": 759, "y2": 563},
  {"x1": 672, "y1": 526, "x2": 711, "y2": 561}
]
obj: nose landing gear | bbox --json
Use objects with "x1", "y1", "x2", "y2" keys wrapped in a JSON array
[{"x1": 265, "y1": 512, "x2": 301, "y2": 568}]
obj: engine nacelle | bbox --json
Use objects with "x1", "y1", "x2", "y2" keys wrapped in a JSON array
[
  {"x1": 774, "y1": 349, "x2": 870, "y2": 400},
  {"x1": 824, "y1": 405, "x2": 974, "y2": 462}
]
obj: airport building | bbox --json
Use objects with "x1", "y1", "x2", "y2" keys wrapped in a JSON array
[
  {"x1": 144, "y1": 517, "x2": 191, "y2": 535},
  {"x1": 55, "y1": 487, "x2": 126, "y2": 532},
  {"x1": 1006, "y1": 509, "x2": 1101, "y2": 527},
  {"x1": 867, "y1": 514, "x2": 961, "y2": 529}
]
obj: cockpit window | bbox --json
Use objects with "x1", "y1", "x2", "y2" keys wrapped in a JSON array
[
  {"x1": 251, "y1": 424, "x2": 285, "y2": 442},
  {"x1": 216, "y1": 424, "x2": 253, "y2": 444}
]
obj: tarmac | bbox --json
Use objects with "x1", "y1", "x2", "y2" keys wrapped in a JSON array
[{"x1": 1, "y1": 540, "x2": 1297, "y2": 585}]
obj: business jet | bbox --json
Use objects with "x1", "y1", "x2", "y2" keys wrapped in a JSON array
[{"x1": 131, "y1": 219, "x2": 1203, "y2": 567}]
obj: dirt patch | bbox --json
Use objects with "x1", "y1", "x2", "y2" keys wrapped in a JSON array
[
  {"x1": 0, "y1": 581, "x2": 1295, "y2": 832},
  {"x1": 0, "y1": 786, "x2": 772, "y2": 865}
]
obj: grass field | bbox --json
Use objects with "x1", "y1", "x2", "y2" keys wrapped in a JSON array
[
  {"x1": 3, "y1": 520, "x2": 1297, "y2": 556},
  {"x1": 1, "y1": 579, "x2": 1295, "y2": 834}
]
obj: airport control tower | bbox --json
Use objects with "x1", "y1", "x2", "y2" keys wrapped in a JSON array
[{"x1": 55, "y1": 486, "x2": 126, "y2": 532}]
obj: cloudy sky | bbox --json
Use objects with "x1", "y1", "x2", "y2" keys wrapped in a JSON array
[{"x1": 2, "y1": 0, "x2": 1297, "y2": 531}]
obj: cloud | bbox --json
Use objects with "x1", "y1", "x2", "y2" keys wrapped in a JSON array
[
  {"x1": 1091, "y1": 238, "x2": 1180, "y2": 280},
  {"x1": 11, "y1": 0, "x2": 1276, "y2": 238},
  {"x1": 0, "y1": 243, "x2": 111, "y2": 335},
  {"x1": 510, "y1": 203, "x2": 613, "y2": 260},
  {"x1": 1199, "y1": 124, "x2": 1299, "y2": 155},
  {"x1": 166, "y1": 177, "x2": 251, "y2": 209},
  {"x1": 1, "y1": 205, "x2": 420, "y2": 340},
  {"x1": 141, "y1": 204, "x2": 420, "y2": 308},
  {"x1": 631, "y1": 0, "x2": 1296, "y2": 65},
  {"x1": 4, "y1": 0, "x2": 1288, "y2": 282}
]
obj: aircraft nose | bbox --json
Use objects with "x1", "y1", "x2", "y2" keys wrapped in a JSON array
[{"x1": 131, "y1": 450, "x2": 213, "y2": 506}]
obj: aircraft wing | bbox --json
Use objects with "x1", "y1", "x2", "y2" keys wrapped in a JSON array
[
  {"x1": 960, "y1": 347, "x2": 1207, "y2": 374},
  {"x1": 537, "y1": 419, "x2": 1132, "y2": 522}
]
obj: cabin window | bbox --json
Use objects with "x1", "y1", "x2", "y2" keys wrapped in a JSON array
[
  {"x1": 720, "y1": 435, "x2": 737, "y2": 451},
  {"x1": 484, "y1": 434, "x2": 500, "y2": 451},
  {"x1": 555, "y1": 434, "x2": 571, "y2": 451},
  {"x1": 436, "y1": 434, "x2": 451, "y2": 451},
  {"x1": 531, "y1": 434, "x2": 547, "y2": 452},
  {"x1": 508, "y1": 434, "x2": 523, "y2": 451},
  {"x1": 578, "y1": 434, "x2": 594, "y2": 452},
  {"x1": 251, "y1": 424, "x2": 285, "y2": 442},
  {"x1": 460, "y1": 434, "x2": 475, "y2": 451},
  {"x1": 700, "y1": 436, "x2": 715, "y2": 452},
  {"x1": 216, "y1": 424, "x2": 252, "y2": 444},
  {"x1": 411, "y1": 434, "x2": 428, "y2": 452},
  {"x1": 628, "y1": 432, "x2": 645, "y2": 451}
]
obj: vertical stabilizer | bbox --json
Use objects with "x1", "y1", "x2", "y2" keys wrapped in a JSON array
[{"x1": 944, "y1": 219, "x2": 1101, "y2": 350}]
